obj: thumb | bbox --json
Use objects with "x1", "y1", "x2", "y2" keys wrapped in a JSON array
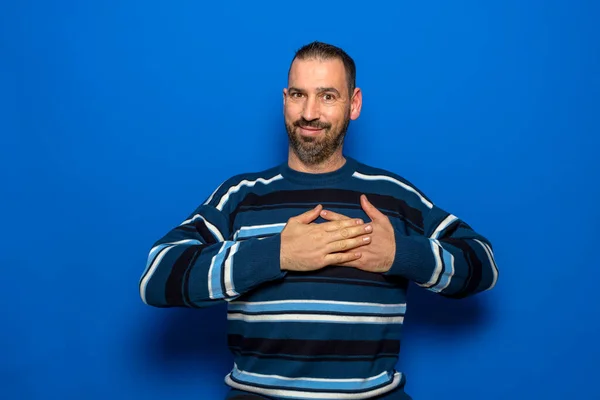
[
  {"x1": 360, "y1": 195, "x2": 381, "y2": 221},
  {"x1": 295, "y1": 204, "x2": 323, "y2": 224}
]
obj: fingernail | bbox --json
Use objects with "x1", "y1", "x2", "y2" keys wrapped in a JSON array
[
  {"x1": 321, "y1": 210, "x2": 327, "y2": 216},
  {"x1": 363, "y1": 236, "x2": 370, "y2": 242},
  {"x1": 355, "y1": 219, "x2": 363, "y2": 225},
  {"x1": 365, "y1": 225, "x2": 372, "y2": 232}
]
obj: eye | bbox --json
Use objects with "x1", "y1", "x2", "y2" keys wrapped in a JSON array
[
  {"x1": 290, "y1": 92, "x2": 304, "y2": 99},
  {"x1": 322, "y1": 93, "x2": 336, "y2": 102}
]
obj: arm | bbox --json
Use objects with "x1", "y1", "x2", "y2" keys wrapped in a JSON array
[
  {"x1": 386, "y1": 204, "x2": 499, "y2": 299},
  {"x1": 139, "y1": 203, "x2": 285, "y2": 308}
]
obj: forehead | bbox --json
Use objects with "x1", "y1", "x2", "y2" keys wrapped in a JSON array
[{"x1": 288, "y1": 58, "x2": 347, "y2": 91}]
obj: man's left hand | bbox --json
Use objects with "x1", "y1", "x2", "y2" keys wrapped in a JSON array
[{"x1": 320, "y1": 194, "x2": 396, "y2": 273}]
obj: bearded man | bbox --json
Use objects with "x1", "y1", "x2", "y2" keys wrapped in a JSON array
[{"x1": 139, "y1": 41, "x2": 499, "y2": 400}]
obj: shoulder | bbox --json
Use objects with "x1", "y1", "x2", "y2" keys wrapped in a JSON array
[
  {"x1": 350, "y1": 157, "x2": 435, "y2": 211},
  {"x1": 203, "y1": 164, "x2": 284, "y2": 211}
]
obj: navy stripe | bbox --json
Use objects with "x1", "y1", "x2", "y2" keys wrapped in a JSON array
[
  {"x1": 442, "y1": 238, "x2": 483, "y2": 298},
  {"x1": 233, "y1": 280, "x2": 407, "y2": 304},
  {"x1": 228, "y1": 320, "x2": 404, "y2": 342},
  {"x1": 183, "y1": 247, "x2": 202, "y2": 308},
  {"x1": 165, "y1": 246, "x2": 198, "y2": 306},
  {"x1": 228, "y1": 335, "x2": 400, "y2": 358},
  {"x1": 230, "y1": 189, "x2": 425, "y2": 233}
]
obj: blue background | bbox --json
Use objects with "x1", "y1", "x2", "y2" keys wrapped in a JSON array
[{"x1": 2, "y1": 1, "x2": 599, "y2": 399}]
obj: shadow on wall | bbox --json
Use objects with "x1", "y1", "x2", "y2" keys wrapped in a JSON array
[
  {"x1": 134, "y1": 304, "x2": 233, "y2": 379},
  {"x1": 404, "y1": 281, "x2": 490, "y2": 333}
]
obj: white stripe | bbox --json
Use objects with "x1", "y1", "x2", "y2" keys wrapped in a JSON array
[
  {"x1": 180, "y1": 214, "x2": 225, "y2": 242},
  {"x1": 225, "y1": 371, "x2": 402, "y2": 399},
  {"x1": 352, "y1": 172, "x2": 433, "y2": 208},
  {"x1": 233, "y1": 365, "x2": 389, "y2": 383},
  {"x1": 215, "y1": 174, "x2": 284, "y2": 211},
  {"x1": 417, "y1": 239, "x2": 444, "y2": 288},
  {"x1": 229, "y1": 299, "x2": 406, "y2": 308},
  {"x1": 474, "y1": 239, "x2": 499, "y2": 290},
  {"x1": 203, "y1": 183, "x2": 224, "y2": 206},
  {"x1": 207, "y1": 242, "x2": 231, "y2": 299},
  {"x1": 227, "y1": 313, "x2": 404, "y2": 324},
  {"x1": 430, "y1": 214, "x2": 458, "y2": 239},
  {"x1": 140, "y1": 239, "x2": 202, "y2": 304},
  {"x1": 224, "y1": 242, "x2": 241, "y2": 297},
  {"x1": 233, "y1": 222, "x2": 286, "y2": 240},
  {"x1": 434, "y1": 248, "x2": 455, "y2": 292}
]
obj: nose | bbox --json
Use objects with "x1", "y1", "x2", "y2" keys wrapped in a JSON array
[{"x1": 301, "y1": 95, "x2": 320, "y2": 121}]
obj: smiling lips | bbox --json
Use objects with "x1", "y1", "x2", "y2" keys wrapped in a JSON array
[{"x1": 298, "y1": 126, "x2": 324, "y2": 136}]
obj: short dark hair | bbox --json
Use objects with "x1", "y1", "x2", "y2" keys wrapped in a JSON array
[{"x1": 289, "y1": 41, "x2": 356, "y2": 96}]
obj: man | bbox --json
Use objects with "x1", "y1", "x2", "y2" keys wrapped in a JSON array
[{"x1": 139, "y1": 41, "x2": 499, "y2": 399}]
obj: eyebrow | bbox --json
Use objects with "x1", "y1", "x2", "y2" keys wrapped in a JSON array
[{"x1": 288, "y1": 86, "x2": 341, "y2": 96}]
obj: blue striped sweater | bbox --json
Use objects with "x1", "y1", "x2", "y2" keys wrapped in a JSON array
[{"x1": 139, "y1": 156, "x2": 499, "y2": 399}]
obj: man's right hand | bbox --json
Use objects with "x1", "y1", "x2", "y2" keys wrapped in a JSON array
[{"x1": 280, "y1": 204, "x2": 372, "y2": 272}]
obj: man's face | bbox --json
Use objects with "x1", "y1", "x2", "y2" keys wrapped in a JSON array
[{"x1": 284, "y1": 58, "x2": 360, "y2": 165}]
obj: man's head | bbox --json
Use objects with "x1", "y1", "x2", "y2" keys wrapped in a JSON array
[{"x1": 284, "y1": 41, "x2": 362, "y2": 166}]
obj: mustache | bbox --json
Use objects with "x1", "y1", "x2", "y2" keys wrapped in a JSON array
[{"x1": 293, "y1": 118, "x2": 331, "y2": 130}]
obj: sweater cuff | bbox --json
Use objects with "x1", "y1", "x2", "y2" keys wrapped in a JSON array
[
  {"x1": 384, "y1": 235, "x2": 435, "y2": 285},
  {"x1": 235, "y1": 234, "x2": 287, "y2": 287}
]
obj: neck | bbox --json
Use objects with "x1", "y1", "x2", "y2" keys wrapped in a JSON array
[{"x1": 287, "y1": 149, "x2": 346, "y2": 174}]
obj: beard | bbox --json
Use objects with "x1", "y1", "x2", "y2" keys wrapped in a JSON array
[{"x1": 285, "y1": 109, "x2": 351, "y2": 166}]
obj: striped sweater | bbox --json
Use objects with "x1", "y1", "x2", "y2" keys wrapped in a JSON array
[{"x1": 139, "y1": 156, "x2": 499, "y2": 399}]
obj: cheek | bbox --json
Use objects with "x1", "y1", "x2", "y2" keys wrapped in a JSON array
[{"x1": 284, "y1": 104, "x2": 299, "y2": 121}]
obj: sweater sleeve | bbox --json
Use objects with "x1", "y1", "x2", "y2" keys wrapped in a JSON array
[
  {"x1": 384, "y1": 204, "x2": 499, "y2": 299},
  {"x1": 139, "y1": 203, "x2": 286, "y2": 308}
]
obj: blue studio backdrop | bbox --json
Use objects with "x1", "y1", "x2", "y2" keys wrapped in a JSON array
[{"x1": 2, "y1": 1, "x2": 599, "y2": 399}]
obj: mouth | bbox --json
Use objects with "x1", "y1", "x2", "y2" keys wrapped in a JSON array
[{"x1": 298, "y1": 126, "x2": 325, "y2": 136}]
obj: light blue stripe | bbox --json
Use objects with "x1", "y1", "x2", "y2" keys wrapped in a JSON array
[
  {"x1": 228, "y1": 301, "x2": 405, "y2": 315},
  {"x1": 231, "y1": 367, "x2": 393, "y2": 391},
  {"x1": 210, "y1": 241, "x2": 235, "y2": 298},
  {"x1": 235, "y1": 224, "x2": 285, "y2": 240},
  {"x1": 433, "y1": 246, "x2": 454, "y2": 292}
]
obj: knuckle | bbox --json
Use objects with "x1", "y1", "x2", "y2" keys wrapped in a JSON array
[
  {"x1": 340, "y1": 228, "x2": 349, "y2": 238},
  {"x1": 338, "y1": 240, "x2": 347, "y2": 250}
]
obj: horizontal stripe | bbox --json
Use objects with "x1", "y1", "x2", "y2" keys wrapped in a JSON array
[
  {"x1": 232, "y1": 357, "x2": 400, "y2": 381},
  {"x1": 216, "y1": 174, "x2": 284, "y2": 211},
  {"x1": 227, "y1": 313, "x2": 404, "y2": 324},
  {"x1": 233, "y1": 223, "x2": 286, "y2": 240},
  {"x1": 225, "y1": 371, "x2": 402, "y2": 399},
  {"x1": 287, "y1": 266, "x2": 396, "y2": 286},
  {"x1": 230, "y1": 364, "x2": 393, "y2": 391},
  {"x1": 228, "y1": 299, "x2": 406, "y2": 315},
  {"x1": 228, "y1": 335, "x2": 400, "y2": 358},
  {"x1": 227, "y1": 320, "x2": 404, "y2": 342},
  {"x1": 352, "y1": 172, "x2": 433, "y2": 209},
  {"x1": 235, "y1": 279, "x2": 408, "y2": 304},
  {"x1": 230, "y1": 189, "x2": 425, "y2": 234}
]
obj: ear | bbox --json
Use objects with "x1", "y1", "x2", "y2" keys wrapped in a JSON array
[
  {"x1": 350, "y1": 87, "x2": 362, "y2": 120},
  {"x1": 283, "y1": 88, "x2": 288, "y2": 107}
]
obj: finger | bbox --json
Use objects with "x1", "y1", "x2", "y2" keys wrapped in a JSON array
[
  {"x1": 360, "y1": 195, "x2": 384, "y2": 221},
  {"x1": 324, "y1": 251, "x2": 362, "y2": 266},
  {"x1": 327, "y1": 224, "x2": 373, "y2": 243},
  {"x1": 320, "y1": 209, "x2": 356, "y2": 222},
  {"x1": 321, "y1": 218, "x2": 367, "y2": 233},
  {"x1": 327, "y1": 235, "x2": 371, "y2": 253},
  {"x1": 294, "y1": 204, "x2": 323, "y2": 224}
]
